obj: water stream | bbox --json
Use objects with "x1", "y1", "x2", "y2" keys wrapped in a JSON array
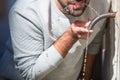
[{"x1": 81, "y1": 3, "x2": 100, "y2": 80}]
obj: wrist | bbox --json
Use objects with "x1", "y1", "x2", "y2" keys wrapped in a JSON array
[
  {"x1": 54, "y1": 28, "x2": 78, "y2": 58},
  {"x1": 67, "y1": 27, "x2": 78, "y2": 41}
]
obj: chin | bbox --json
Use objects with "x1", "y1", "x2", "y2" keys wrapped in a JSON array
[{"x1": 70, "y1": 11, "x2": 84, "y2": 17}]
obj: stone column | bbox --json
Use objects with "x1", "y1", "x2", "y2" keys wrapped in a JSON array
[{"x1": 111, "y1": 0, "x2": 120, "y2": 79}]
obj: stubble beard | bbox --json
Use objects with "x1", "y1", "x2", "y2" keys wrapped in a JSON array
[{"x1": 58, "y1": 0, "x2": 87, "y2": 17}]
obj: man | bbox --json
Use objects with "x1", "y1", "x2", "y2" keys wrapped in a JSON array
[{"x1": 9, "y1": 0, "x2": 110, "y2": 80}]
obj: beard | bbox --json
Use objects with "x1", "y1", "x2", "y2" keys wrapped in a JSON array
[
  {"x1": 65, "y1": 6, "x2": 86, "y2": 17},
  {"x1": 58, "y1": 0, "x2": 89, "y2": 17}
]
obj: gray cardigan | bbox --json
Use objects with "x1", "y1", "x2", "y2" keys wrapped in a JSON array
[{"x1": 9, "y1": 0, "x2": 110, "y2": 80}]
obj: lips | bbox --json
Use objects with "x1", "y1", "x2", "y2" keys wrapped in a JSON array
[{"x1": 69, "y1": 1, "x2": 85, "y2": 10}]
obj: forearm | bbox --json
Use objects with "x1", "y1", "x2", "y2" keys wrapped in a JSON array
[
  {"x1": 54, "y1": 28, "x2": 77, "y2": 58},
  {"x1": 54, "y1": 21, "x2": 93, "y2": 58}
]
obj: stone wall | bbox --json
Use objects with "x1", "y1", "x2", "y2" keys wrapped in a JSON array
[
  {"x1": 102, "y1": 0, "x2": 120, "y2": 80},
  {"x1": 111, "y1": 0, "x2": 120, "y2": 79}
]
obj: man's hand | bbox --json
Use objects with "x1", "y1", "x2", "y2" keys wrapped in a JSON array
[
  {"x1": 70, "y1": 21, "x2": 93, "y2": 39},
  {"x1": 54, "y1": 20, "x2": 93, "y2": 58}
]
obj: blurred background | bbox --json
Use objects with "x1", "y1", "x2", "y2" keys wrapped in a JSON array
[{"x1": 0, "y1": 0, "x2": 22, "y2": 80}]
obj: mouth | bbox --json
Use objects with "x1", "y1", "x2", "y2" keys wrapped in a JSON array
[{"x1": 69, "y1": 1, "x2": 85, "y2": 10}]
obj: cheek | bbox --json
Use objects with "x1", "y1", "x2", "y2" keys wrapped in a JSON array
[
  {"x1": 64, "y1": 0, "x2": 69, "y2": 5},
  {"x1": 59, "y1": 0, "x2": 68, "y2": 5}
]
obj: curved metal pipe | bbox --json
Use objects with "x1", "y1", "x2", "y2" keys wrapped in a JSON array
[{"x1": 88, "y1": 12, "x2": 116, "y2": 30}]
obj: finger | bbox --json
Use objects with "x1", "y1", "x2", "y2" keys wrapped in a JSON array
[
  {"x1": 85, "y1": 21, "x2": 91, "y2": 27},
  {"x1": 78, "y1": 34, "x2": 88, "y2": 40},
  {"x1": 88, "y1": 30, "x2": 93, "y2": 33},
  {"x1": 78, "y1": 29, "x2": 93, "y2": 38},
  {"x1": 78, "y1": 28, "x2": 90, "y2": 33}
]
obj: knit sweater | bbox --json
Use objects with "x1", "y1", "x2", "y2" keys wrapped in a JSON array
[{"x1": 9, "y1": 0, "x2": 110, "y2": 80}]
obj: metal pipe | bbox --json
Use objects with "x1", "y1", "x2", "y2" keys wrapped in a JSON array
[{"x1": 88, "y1": 12, "x2": 116, "y2": 30}]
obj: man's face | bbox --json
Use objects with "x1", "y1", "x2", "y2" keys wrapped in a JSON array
[{"x1": 58, "y1": 0, "x2": 90, "y2": 16}]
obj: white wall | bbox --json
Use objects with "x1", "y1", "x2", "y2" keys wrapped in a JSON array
[{"x1": 111, "y1": 0, "x2": 120, "y2": 79}]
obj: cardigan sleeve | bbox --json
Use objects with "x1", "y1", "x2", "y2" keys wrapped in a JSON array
[{"x1": 9, "y1": 8, "x2": 63, "y2": 80}]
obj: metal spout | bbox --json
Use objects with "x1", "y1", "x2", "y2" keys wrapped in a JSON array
[{"x1": 88, "y1": 12, "x2": 116, "y2": 30}]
